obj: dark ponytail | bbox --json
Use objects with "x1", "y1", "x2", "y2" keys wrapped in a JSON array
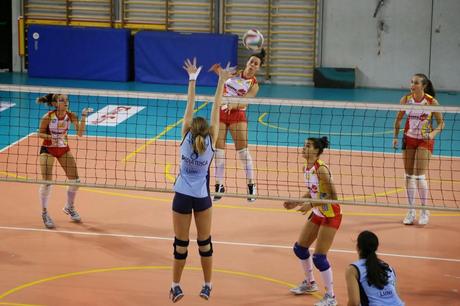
[
  {"x1": 36, "y1": 94, "x2": 55, "y2": 107},
  {"x1": 357, "y1": 230, "x2": 391, "y2": 290},
  {"x1": 414, "y1": 73, "x2": 436, "y2": 97},
  {"x1": 307, "y1": 136, "x2": 329, "y2": 156},
  {"x1": 251, "y1": 48, "x2": 266, "y2": 65}
]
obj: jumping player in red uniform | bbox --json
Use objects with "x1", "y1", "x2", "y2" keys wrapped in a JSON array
[{"x1": 210, "y1": 49, "x2": 266, "y2": 202}]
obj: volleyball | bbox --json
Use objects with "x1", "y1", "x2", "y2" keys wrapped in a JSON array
[{"x1": 242, "y1": 29, "x2": 264, "y2": 52}]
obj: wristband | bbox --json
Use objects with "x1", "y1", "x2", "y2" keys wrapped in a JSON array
[{"x1": 189, "y1": 66, "x2": 202, "y2": 81}]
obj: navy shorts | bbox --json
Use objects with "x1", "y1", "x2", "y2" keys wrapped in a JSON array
[{"x1": 172, "y1": 192, "x2": 212, "y2": 214}]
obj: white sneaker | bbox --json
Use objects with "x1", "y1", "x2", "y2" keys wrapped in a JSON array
[
  {"x1": 42, "y1": 212, "x2": 55, "y2": 229},
  {"x1": 314, "y1": 293, "x2": 338, "y2": 306},
  {"x1": 63, "y1": 206, "x2": 81, "y2": 222},
  {"x1": 289, "y1": 280, "x2": 319, "y2": 295},
  {"x1": 418, "y1": 210, "x2": 430, "y2": 225},
  {"x1": 403, "y1": 210, "x2": 416, "y2": 225}
]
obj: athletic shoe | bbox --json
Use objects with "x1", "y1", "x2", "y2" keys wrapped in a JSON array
[
  {"x1": 418, "y1": 210, "x2": 430, "y2": 225},
  {"x1": 289, "y1": 280, "x2": 319, "y2": 295},
  {"x1": 213, "y1": 184, "x2": 225, "y2": 202},
  {"x1": 403, "y1": 209, "x2": 416, "y2": 225},
  {"x1": 247, "y1": 184, "x2": 257, "y2": 202},
  {"x1": 42, "y1": 212, "x2": 55, "y2": 229},
  {"x1": 169, "y1": 285, "x2": 184, "y2": 303},
  {"x1": 63, "y1": 206, "x2": 81, "y2": 222},
  {"x1": 199, "y1": 284, "x2": 212, "y2": 300},
  {"x1": 314, "y1": 293, "x2": 338, "y2": 306}
]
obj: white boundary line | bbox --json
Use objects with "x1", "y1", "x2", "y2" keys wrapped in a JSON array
[
  {"x1": 0, "y1": 225, "x2": 458, "y2": 263},
  {"x1": 0, "y1": 132, "x2": 36, "y2": 154}
]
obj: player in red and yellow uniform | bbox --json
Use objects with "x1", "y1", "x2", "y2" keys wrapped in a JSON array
[
  {"x1": 210, "y1": 49, "x2": 266, "y2": 203},
  {"x1": 393, "y1": 74, "x2": 444, "y2": 225},
  {"x1": 36, "y1": 94, "x2": 92, "y2": 229},
  {"x1": 284, "y1": 137, "x2": 340, "y2": 306}
]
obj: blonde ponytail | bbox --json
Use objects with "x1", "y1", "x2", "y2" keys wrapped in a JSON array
[
  {"x1": 190, "y1": 117, "x2": 210, "y2": 155},
  {"x1": 193, "y1": 135, "x2": 206, "y2": 155}
]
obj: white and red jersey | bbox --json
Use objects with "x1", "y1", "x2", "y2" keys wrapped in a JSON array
[
  {"x1": 304, "y1": 159, "x2": 341, "y2": 218},
  {"x1": 223, "y1": 71, "x2": 257, "y2": 98},
  {"x1": 404, "y1": 94, "x2": 434, "y2": 139},
  {"x1": 42, "y1": 110, "x2": 72, "y2": 148}
]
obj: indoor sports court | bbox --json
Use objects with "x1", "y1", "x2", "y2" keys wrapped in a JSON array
[{"x1": 0, "y1": 1, "x2": 459, "y2": 306}]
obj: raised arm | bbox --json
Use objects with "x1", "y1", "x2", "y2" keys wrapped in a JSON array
[
  {"x1": 210, "y1": 63, "x2": 236, "y2": 146},
  {"x1": 182, "y1": 58, "x2": 202, "y2": 137}
]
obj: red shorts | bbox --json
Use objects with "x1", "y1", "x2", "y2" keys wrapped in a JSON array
[
  {"x1": 309, "y1": 212, "x2": 342, "y2": 230},
  {"x1": 220, "y1": 109, "x2": 247, "y2": 126},
  {"x1": 40, "y1": 146, "x2": 70, "y2": 158},
  {"x1": 402, "y1": 135, "x2": 434, "y2": 153}
]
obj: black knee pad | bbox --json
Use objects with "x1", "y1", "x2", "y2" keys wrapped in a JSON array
[
  {"x1": 173, "y1": 237, "x2": 189, "y2": 260},
  {"x1": 197, "y1": 236, "x2": 213, "y2": 257}
]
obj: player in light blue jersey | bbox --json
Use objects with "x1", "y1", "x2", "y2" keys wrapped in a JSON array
[
  {"x1": 169, "y1": 58, "x2": 235, "y2": 303},
  {"x1": 346, "y1": 231, "x2": 404, "y2": 306}
]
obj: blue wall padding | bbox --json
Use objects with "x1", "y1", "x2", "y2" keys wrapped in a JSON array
[
  {"x1": 28, "y1": 25, "x2": 130, "y2": 82},
  {"x1": 135, "y1": 31, "x2": 238, "y2": 86}
]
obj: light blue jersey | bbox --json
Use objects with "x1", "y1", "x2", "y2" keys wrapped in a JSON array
[
  {"x1": 351, "y1": 259, "x2": 404, "y2": 306},
  {"x1": 174, "y1": 131, "x2": 214, "y2": 198}
]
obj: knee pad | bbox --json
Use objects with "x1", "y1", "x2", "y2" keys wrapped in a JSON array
[
  {"x1": 293, "y1": 242, "x2": 310, "y2": 260},
  {"x1": 173, "y1": 237, "x2": 189, "y2": 260},
  {"x1": 68, "y1": 179, "x2": 80, "y2": 192},
  {"x1": 312, "y1": 253, "x2": 330, "y2": 272},
  {"x1": 197, "y1": 236, "x2": 213, "y2": 257}
]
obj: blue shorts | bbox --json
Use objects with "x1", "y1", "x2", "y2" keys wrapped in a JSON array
[{"x1": 172, "y1": 192, "x2": 212, "y2": 214}]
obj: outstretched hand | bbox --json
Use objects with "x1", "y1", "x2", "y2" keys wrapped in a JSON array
[
  {"x1": 183, "y1": 57, "x2": 202, "y2": 79},
  {"x1": 209, "y1": 62, "x2": 237, "y2": 80},
  {"x1": 218, "y1": 62, "x2": 237, "y2": 81}
]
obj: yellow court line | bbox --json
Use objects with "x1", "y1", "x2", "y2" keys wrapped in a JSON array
[
  {"x1": 0, "y1": 303, "x2": 46, "y2": 306},
  {"x1": 0, "y1": 266, "x2": 316, "y2": 300},
  {"x1": 2, "y1": 171, "x2": 459, "y2": 216},
  {"x1": 164, "y1": 163, "x2": 176, "y2": 183},
  {"x1": 0, "y1": 172, "x2": 27, "y2": 180},
  {"x1": 121, "y1": 102, "x2": 209, "y2": 162},
  {"x1": 258, "y1": 112, "x2": 402, "y2": 136},
  {"x1": 82, "y1": 186, "x2": 459, "y2": 216}
]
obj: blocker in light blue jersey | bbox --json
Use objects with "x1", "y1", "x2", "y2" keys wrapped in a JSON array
[
  {"x1": 351, "y1": 259, "x2": 404, "y2": 306},
  {"x1": 174, "y1": 131, "x2": 215, "y2": 198}
]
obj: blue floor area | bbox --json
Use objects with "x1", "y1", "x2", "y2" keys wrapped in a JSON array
[
  {"x1": 1, "y1": 89, "x2": 458, "y2": 157},
  {"x1": 1, "y1": 72, "x2": 459, "y2": 106}
]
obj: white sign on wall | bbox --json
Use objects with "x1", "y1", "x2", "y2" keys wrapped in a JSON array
[{"x1": 86, "y1": 105, "x2": 145, "y2": 126}]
